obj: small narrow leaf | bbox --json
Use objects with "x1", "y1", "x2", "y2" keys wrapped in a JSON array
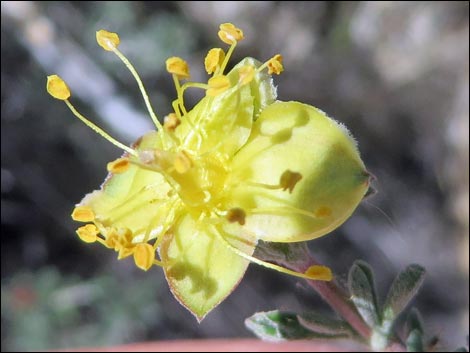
[
  {"x1": 405, "y1": 307, "x2": 424, "y2": 337},
  {"x1": 245, "y1": 310, "x2": 347, "y2": 342},
  {"x1": 348, "y1": 260, "x2": 380, "y2": 327},
  {"x1": 298, "y1": 312, "x2": 353, "y2": 336},
  {"x1": 245, "y1": 311, "x2": 315, "y2": 342},
  {"x1": 406, "y1": 329, "x2": 424, "y2": 352},
  {"x1": 383, "y1": 264, "x2": 426, "y2": 323}
]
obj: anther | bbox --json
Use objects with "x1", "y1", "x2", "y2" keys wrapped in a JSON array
[
  {"x1": 76, "y1": 224, "x2": 99, "y2": 243},
  {"x1": 166, "y1": 57, "x2": 190, "y2": 80},
  {"x1": 205, "y1": 48, "x2": 225, "y2": 74},
  {"x1": 71, "y1": 206, "x2": 95, "y2": 222},
  {"x1": 133, "y1": 243, "x2": 155, "y2": 271},
  {"x1": 96, "y1": 29, "x2": 120, "y2": 51},
  {"x1": 218, "y1": 23, "x2": 244, "y2": 44},
  {"x1": 226, "y1": 208, "x2": 246, "y2": 225},
  {"x1": 304, "y1": 265, "x2": 333, "y2": 281},
  {"x1": 207, "y1": 75, "x2": 231, "y2": 96},
  {"x1": 267, "y1": 54, "x2": 284, "y2": 75},
  {"x1": 280, "y1": 170, "x2": 302, "y2": 193},
  {"x1": 107, "y1": 157, "x2": 130, "y2": 174},
  {"x1": 164, "y1": 113, "x2": 181, "y2": 132},
  {"x1": 46, "y1": 75, "x2": 71, "y2": 100}
]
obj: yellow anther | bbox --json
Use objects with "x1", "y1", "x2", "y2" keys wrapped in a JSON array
[
  {"x1": 107, "y1": 157, "x2": 130, "y2": 174},
  {"x1": 238, "y1": 65, "x2": 255, "y2": 85},
  {"x1": 205, "y1": 48, "x2": 225, "y2": 74},
  {"x1": 46, "y1": 75, "x2": 71, "y2": 100},
  {"x1": 304, "y1": 265, "x2": 333, "y2": 281},
  {"x1": 280, "y1": 170, "x2": 303, "y2": 193},
  {"x1": 314, "y1": 206, "x2": 332, "y2": 218},
  {"x1": 76, "y1": 224, "x2": 99, "y2": 243},
  {"x1": 164, "y1": 113, "x2": 181, "y2": 132},
  {"x1": 117, "y1": 246, "x2": 134, "y2": 260},
  {"x1": 207, "y1": 75, "x2": 231, "y2": 97},
  {"x1": 174, "y1": 151, "x2": 192, "y2": 174},
  {"x1": 104, "y1": 232, "x2": 119, "y2": 249},
  {"x1": 218, "y1": 23, "x2": 244, "y2": 44},
  {"x1": 267, "y1": 54, "x2": 284, "y2": 75},
  {"x1": 96, "y1": 29, "x2": 120, "y2": 51},
  {"x1": 133, "y1": 243, "x2": 155, "y2": 271},
  {"x1": 166, "y1": 57, "x2": 190, "y2": 80},
  {"x1": 71, "y1": 206, "x2": 95, "y2": 222},
  {"x1": 226, "y1": 208, "x2": 246, "y2": 226}
]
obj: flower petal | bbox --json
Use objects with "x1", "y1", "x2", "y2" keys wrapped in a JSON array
[
  {"x1": 228, "y1": 101, "x2": 370, "y2": 242},
  {"x1": 77, "y1": 131, "x2": 179, "y2": 242},
  {"x1": 175, "y1": 58, "x2": 276, "y2": 158},
  {"x1": 160, "y1": 213, "x2": 256, "y2": 321}
]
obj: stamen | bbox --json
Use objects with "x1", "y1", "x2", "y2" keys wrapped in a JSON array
[
  {"x1": 279, "y1": 170, "x2": 302, "y2": 193},
  {"x1": 226, "y1": 208, "x2": 246, "y2": 225},
  {"x1": 64, "y1": 99, "x2": 137, "y2": 156},
  {"x1": 71, "y1": 206, "x2": 95, "y2": 222},
  {"x1": 218, "y1": 23, "x2": 244, "y2": 45},
  {"x1": 117, "y1": 246, "x2": 134, "y2": 260},
  {"x1": 304, "y1": 265, "x2": 333, "y2": 281},
  {"x1": 133, "y1": 243, "x2": 155, "y2": 271},
  {"x1": 166, "y1": 57, "x2": 190, "y2": 80},
  {"x1": 314, "y1": 206, "x2": 332, "y2": 218},
  {"x1": 207, "y1": 75, "x2": 231, "y2": 96},
  {"x1": 258, "y1": 54, "x2": 284, "y2": 75},
  {"x1": 76, "y1": 224, "x2": 99, "y2": 243},
  {"x1": 205, "y1": 48, "x2": 225, "y2": 75},
  {"x1": 214, "y1": 226, "x2": 332, "y2": 281},
  {"x1": 47, "y1": 75, "x2": 71, "y2": 100},
  {"x1": 96, "y1": 29, "x2": 120, "y2": 51},
  {"x1": 107, "y1": 157, "x2": 130, "y2": 174},
  {"x1": 238, "y1": 65, "x2": 255, "y2": 85},
  {"x1": 267, "y1": 54, "x2": 284, "y2": 75},
  {"x1": 164, "y1": 113, "x2": 181, "y2": 132},
  {"x1": 97, "y1": 29, "x2": 163, "y2": 131}
]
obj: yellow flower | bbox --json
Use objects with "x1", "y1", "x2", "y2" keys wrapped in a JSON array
[{"x1": 47, "y1": 23, "x2": 370, "y2": 320}]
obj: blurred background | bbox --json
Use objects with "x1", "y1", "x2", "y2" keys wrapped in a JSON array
[{"x1": 1, "y1": 1, "x2": 468, "y2": 351}]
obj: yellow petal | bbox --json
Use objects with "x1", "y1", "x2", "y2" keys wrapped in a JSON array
[
  {"x1": 160, "y1": 213, "x2": 255, "y2": 321},
  {"x1": 229, "y1": 101, "x2": 369, "y2": 242}
]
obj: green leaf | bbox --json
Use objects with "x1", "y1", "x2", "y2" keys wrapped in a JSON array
[
  {"x1": 245, "y1": 310, "x2": 347, "y2": 342},
  {"x1": 297, "y1": 312, "x2": 353, "y2": 336},
  {"x1": 383, "y1": 264, "x2": 426, "y2": 323},
  {"x1": 406, "y1": 329, "x2": 424, "y2": 352},
  {"x1": 348, "y1": 260, "x2": 380, "y2": 327},
  {"x1": 405, "y1": 308, "x2": 424, "y2": 337}
]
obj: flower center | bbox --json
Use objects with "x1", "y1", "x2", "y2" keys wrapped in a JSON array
[{"x1": 139, "y1": 147, "x2": 229, "y2": 213}]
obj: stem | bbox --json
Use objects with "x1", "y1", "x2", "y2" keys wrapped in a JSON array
[
  {"x1": 255, "y1": 243, "x2": 406, "y2": 351},
  {"x1": 293, "y1": 258, "x2": 372, "y2": 340},
  {"x1": 293, "y1": 256, "x2": 406, "y2": 352}
]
